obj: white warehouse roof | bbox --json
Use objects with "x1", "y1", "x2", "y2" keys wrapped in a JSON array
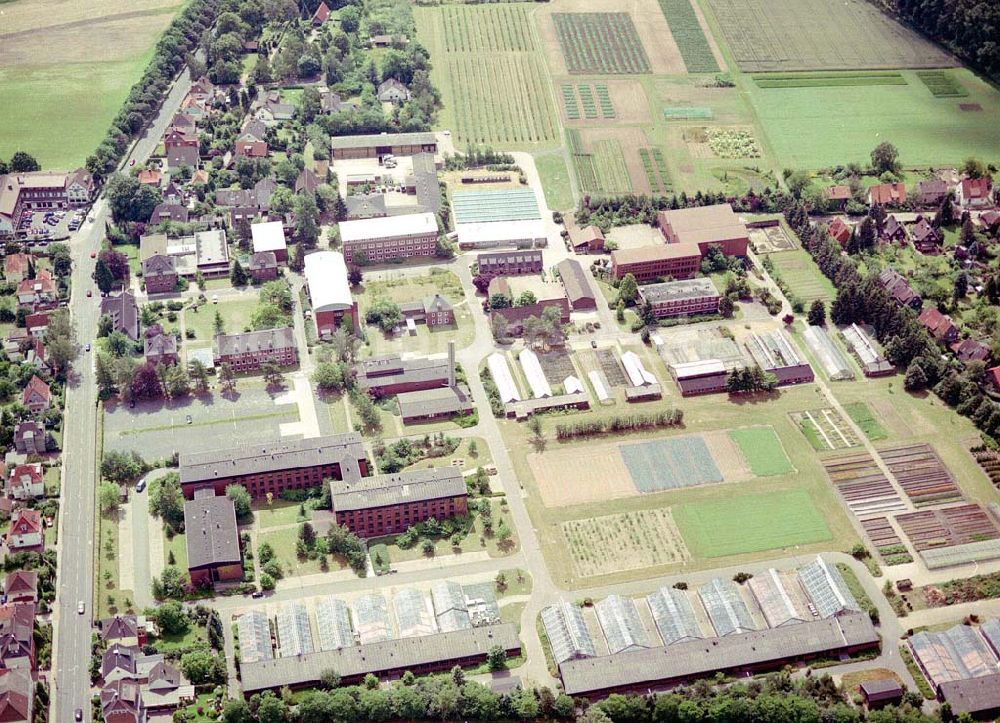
[
  {"x1": 304, "y1": 251, "x2": 353, "y2": 312},
  {"x1": 456, "y1": 219, "x2": 547, "y2": 246},
  {"x1": 487, "y1": 352, "x2": 521, "y2": 403},
  {"x1": 251, "y1": 220, "x2": 287, "y2": 253},
  {"x1": 339, "y1": 212, "x2": 437, "y2": 243},
  {"x1": 518, "y1": 349, "x2": 552, "y2": 399}
]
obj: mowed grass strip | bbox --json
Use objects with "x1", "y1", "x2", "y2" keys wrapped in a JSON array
[
  {"x1": 674, "y1": 490, "x2": 832, "y2": 558},
  {"x1": 728, "y1": 426, "x2": 794, "y2": 476},
  {"x1": 767, "y1": 249, "x2": 836, "y2": 303},
  {"x1": 915, "y1": 70, "x2": 969, "y2": 98},
  {"x1": 843, "y1": 401, "x2": 888, "y2": 441},
  {"x1": 753, "y1": 71, "x2": 906, "y2": 89}
]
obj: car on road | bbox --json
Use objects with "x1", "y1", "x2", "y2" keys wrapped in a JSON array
[
  {"x1": 185, "y1": 414, "x2": 192, "y2": 424},
  {"x1": 90, "y1": 251, "x2": 96, "y2": 259},
  {"x1": 77, "y1": 601, "x2": 85, "y2": 615},
  {"x1": 85, "y1": 344, "x2": 91, "y2": 352},
  {"x1": 591, "y1": 340, "x2": 597, "y2": 348},
  {"x1": 136, "y1": 478, "x2": 146, "y2": 493},
  {"x1": 251, "y1": 590, "x2": 265, "y2": 599},
  {"x1": 212, "y1": 294, "x2": 219, "y2": 304},
  {"x1": 86, "y1": 290, "x2": 92, "y2": 298},
  {"x1": 75, "y1": 710, "x2": 83, "y2": 722}
]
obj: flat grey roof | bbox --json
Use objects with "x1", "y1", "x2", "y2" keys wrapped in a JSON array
[
  {"x1": 331, "y1": 466, "x2": 466, "y2": 512},
  {"x1": 638, "y1": 278, "x2": 719, "y2": 303},
  {"x1": 559, "y1": 611, "x2": 878, "y2": 696},
  {"x1": 330, "y1": 132, "x2": 437, "y2": 150},
  {"x1": 179, "y1": 433, "x2": 366, "y2": 486},
  {"x1": 184, "y1": 495, "x2": 240, "y2": 569},
  {"x1": 240, "y1": 623, "x2": 519, "y2": 693}
]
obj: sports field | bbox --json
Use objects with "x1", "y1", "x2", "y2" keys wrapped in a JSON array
[
  {"x1": 0, "y1": 0, "x2": 182, "y2": 168},
  {"x1": 415, "y1": 5, "x2": 559, "y2": 147},
  {"x1": 674, "y1": 490, "x2": 832, "y2": 558},
  {"x1": 767, "y1": 249, "x2": 836, "y2": 304},
  {"x1": 728, "y1": 427, "x2": 794, "y2": 477}
]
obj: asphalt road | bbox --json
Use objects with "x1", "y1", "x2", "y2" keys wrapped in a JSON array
[{"x1": 51, "y1": 68, "x2": 193, "y2": 722}]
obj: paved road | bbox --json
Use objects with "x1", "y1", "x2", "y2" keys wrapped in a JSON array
[{"x1": 51, "y1": 68, "x2": 194, "y2": 723}]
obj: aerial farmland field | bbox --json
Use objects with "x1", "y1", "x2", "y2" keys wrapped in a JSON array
[{"x1": 552, "y1": 13, "x2": 651, "y2": 75}]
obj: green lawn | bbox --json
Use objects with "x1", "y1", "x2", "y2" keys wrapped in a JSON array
[
  {"x1": 44, "y1": 466, "x2": 61, "y2": 497},
  {"x1": 164, "y1": 529, "x2": 188, "y2": 569},
  {"x1": 843, "y1": 401, "x2": 888, "y2": 441},
  {"x1": 674, "y1": 490, "x2": 832, "y2": 558},
  {"x1": 258, "y1": 525, "x2": 340, "y2": 578},
  {"x1": 729, "y1": 426, "x2": 794, "y2": 476},
  {"x1": 767, "y1": 249, "x2": 836, "y2": 304},
  {"x1": 183, "y1": 298, "x2": 259, "y2": 341},
  {"x1": 254, "y1": 501, "x2": 310, "y2": 529},
  {"x1": 154, "y1": 624, "x2": 208, "y2": 653},
  {"x1": 533, "y1": 152, "x2": 574, "y2": 212},
  {"x1": 746, "y1": 68, "x2": 1000, "y2": 169}
]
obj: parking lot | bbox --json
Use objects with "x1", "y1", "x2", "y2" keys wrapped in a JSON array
[
  {"x1": 16, "y1": 208, "x2": 83, "y2": 240},
  {"x1": 103, "y1": 386, "x2": 301, "y2": 460}
]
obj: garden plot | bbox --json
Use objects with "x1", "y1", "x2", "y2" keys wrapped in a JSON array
[
  {"x1": 790, "y1": 408, "x2": 859, "y2": 451},
  {"x1": 579, "y1": 127, "x2": 659, "y2": 195},
  {"x1": 653, "y1": 0, "x2": 720, "y2": 73},
  {"x1": 536, "y1": 350, "x2": 578, "y2": 388},
  {"x1": 728, "y1": 426, "x2": 795, "y2": 477},
  {"x1": 552, "y1": 13, "x2": 650, "y2": 74},
  {"x1": 596, "y1": 348, "x2": 628, "y2": 387},
  {"x1": 860, "y1": 517, "x2": 913, "y2": 566},
  {"x1": 748, "y1": 225, "x2": 797, "y2": 253},
  {"x1": 879, "y1": 443, "x2": 963, "y2": 506},
  {"x1": 822, "y1": 451, "x2": 905, "y2": 518},
  {"x1": 561, "y1": 508, "x2": 690, "y2": 577},
  {"x1": 896, "y1": 504, "x2": 1000, "y2": 552},
  {"x1": 621, "y1": 436, "x2": 723, "y2": 492}
]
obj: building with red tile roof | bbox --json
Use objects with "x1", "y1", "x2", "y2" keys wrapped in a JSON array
[
  {"x1": 827, "y1": 217, "x2": 851, "y2": 247},
  {"x1": 918, "y1": 307, "x2": 959, "y2": 343},
  {"x1": 6, "y1": 510, "x2": 42, "y2": 552},
  {"x1": 20, "y1": 376, "x2": 50, "y2": 414},
  {"x1": 868, "y1": 183, "x2": 907, "y2": 207},
  {"x1": 956, "y1": 177, "x2": 993, "y2": 208}
]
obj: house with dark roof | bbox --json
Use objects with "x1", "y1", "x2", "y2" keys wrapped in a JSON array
[
  {"x1": 556, "y1": 258, "x2": 597, "y2": 310},
  {"x1": 377, "y1": 78, "x2": 411, "y2": 104},
  {"x1": 144, "y1": 332, "x2": 178, "y2": 367},
  {"x1": 139, "y1": 656, "x2": 195, "y2": 711},
  {"x1": 295, "y1": 169, "x2": 320, "y2": 195},
  {"x1": 6, "y1": 511, "x2": 42, "y2": 552},
  {"x1": 859, "y1": 679, "x2": 904, "y2": 709},
  {"x1": 868, "y1": 183, "x2": 907, "y2": 207},
  {"x1": 569, "y1": 225, "x2": 605, "y2": 254},
  {"x1": 823, "y1": 185, "x2": 852, "y2": 210},
  {"x1": 100, "y1": 679, "x2": 144, "y2": 723},
  {"x1": 249, "y1": 251, "x2": 278, "y2": 282},
  {"x1": 951, "y1": 338, "x2": 991, "y2": 365},
  {"x1": 3, "y1": 572, "x2": 37, "y2": 604},
  {"x1": 882, "y1": 215, "x2": 908, "y2": 244},
  {"x1": 346, "y1": 194, "x2": 387, "y2": 220},
  {"x1": 142, "y1": 253, "x2": 177, "y2": 295},
  {"x1": 915, "y1": 179, "x2": 948, "y2": 206},
  {"x1": 20, "y1": 376, "x2": 50, "y2": 414},
  {"x1": 184, "y1": 494, "x2": 243, "y2": 588},
  {"x1": 214, "y1": 327, "x2": 296, "y2": 372},
  {"x1": 102, "y1": 643, "x2": 139, "y2": 684},
  {"x1": 918, "y1": 307, "x2": 959, "y2": 343},
  {"x1": 397, "y1": 385, "x2": 474, "y2": 425},
  {"x1": 0, "y1": 669, "x2": 32, "y2": 723},
  {"x1": 99, "y1": 614, "x2": 148, "y2": 648},
  {"x1": 254, "y1": 177, "x2": 278, "y2": 209},
  {"x1": 878, "y1": 267, "x2": 922, "y2": 309},
  {"x1": 911, "y1": 217, "x2": 941, "y2": 254},
  {"x1": 148, "y1": 203, "x2": 189, "y2": 225},
  {"x1": 827, "y1": 217, "x2": 851, "y2": 247},
  {"x1": 13, "y1": 422, "x2": 45, "y2": 456},
  {"x1": 100, "y1": 291, "x2": 140, "y2": 340},
  {"x1": 478, "y1": 250, "x2": 543, "y2": 277},
  {"x1": 0, "y1": 603, "x2": 35, "y2": 669},
  {"x1": 167, "y1": 144, "x2": 200, "y2": 171}
]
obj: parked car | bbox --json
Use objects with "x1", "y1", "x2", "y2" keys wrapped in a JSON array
[{"x1": 135, "y1": 478, "x2": 146, "y2": 493}]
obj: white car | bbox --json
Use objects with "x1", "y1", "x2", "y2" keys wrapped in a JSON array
[{"x1": 77, "y1": 601, "x2": 85, "y2": 615}]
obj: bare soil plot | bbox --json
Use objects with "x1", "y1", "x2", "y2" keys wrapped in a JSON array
[
  {"x1": 704, "y1": 0, "x2": 956, "y2": 72},
  {"x1": 536, "y1": 0, "x2": 686, "y2": 76},
  {"x1": 822, "y1": 451, "x2": 905, "y2": 518},
  {"x1": 560, "y1": 80, "x2": 651, "y2": 125},
  {"x1": 749, "y1": 225, "x2": 797, "y2": 253},
  {"x1": 536, "y1": 351, "x2": 578, "y2": 385},
  {"x1": 580, "y1": 127, "x2": 657, "y2": 195},
  {"x1": 561, "y1": 508, "x2": 690, "y2": 577},
  {"x1": 895, "y1": 504, "x2": 1000, "y2": 552},
  {"x1": 596, "y1": 348, "x2": 627, "y2": 387},
  {"x1": 879, "y1": 443, "x2": 963, "y2": 507},
  {"x1": 859, "y1": 517, "x2": 913, "y2": 566},
  {"x1": 530, "y1": 445, "x2": 636, "y2": 507}
]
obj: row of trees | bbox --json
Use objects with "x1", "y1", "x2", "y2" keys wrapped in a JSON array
[{"x1": 554, "y1": 410, "x2": 684, "y2": 440}]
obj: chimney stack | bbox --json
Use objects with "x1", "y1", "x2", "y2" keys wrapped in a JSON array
[{"x1": 448, "y1": 340, "x2": 456, "y2": 388}]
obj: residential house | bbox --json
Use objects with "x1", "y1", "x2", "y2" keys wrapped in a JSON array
[
  {"x1": 951, "y1": 338, "x2": 991, "y2": 365},
  {"x1": 188, "y1": 77, "x2": 215, "y2": 102},
  {"x1": 918, "y1": 307, "x2": 959, "y2": 343},
  {"x1": 3, "y1": 572, "x2": 37, "y2": 604},
  {"x1": 139, "y1": 657, "x2": 195, "y2": 711},
  {"x1": 21, "y1": 376, "x2": 50, "y2": 414},
  {"x1": 6, "y1": 509, "x2": 42, "y2": 551},
  {"x1": 254, "y1": 177, "x2": 277, "y2": 210},
  {"x1": 868, "y1": 183, "x2": 906, "y2": 207},
  {"x1": 7, "y1": 464, "x2": 43, "y2": 501},
  {"x1": 0, "y1": 669, "x2": 32, "y2": 723},
  {"x1": 13, "y1": 422, "x2": 45, "y2": 456},
  {"x1": 569, "y1": 225, "x2": 605, "y2": 254},
  {"x1": 100, "y1": 291, "x2": 140, "y2": 340},
  {"x1": 23, "y1": 313, "x2": 51, "y2": 340},
  {"x1": 911, "y1": 217, "x2": 941, "y2": 254},
  {"x1": 369, "y1": 34, "x2": 407, "y2": 48},
  {"x1": 915, "y1": 179, "x2": 948, "y2": 206},
  {"x1": 882, "y1": 215, "x2": 908, "y2": 244},
  {"x1": 234, "y1": 140, "x2": 268, "y2": 159},
  {"x1": 102, "y1": 644, "x2": 139, "y2": 684},
  {"x1": 148, "y1": 203, "x2": 189, "y2": 225},
  {"x1": 827, "y1": 217, "x2": 851, "y2": 247},
  {"x1": 161, "y1": 181, "x2": 182, "y2": 205},
  {"x1": 3, "y1": 255, "x2": 29, "y2": 284},
  {"x1": 137, "y1": 169, "x2": 161, "y2": 186},
  {"x1": 956, "y1": 177, "x2": 993, "y2": 208},
  {"x1": 25, "y1": 338, "x2": 48, "y2": 374},
  {"x1": 168, "y1": 113, "x2": 195, "y2": 134},
  {"x1": 319, "y1": 88, "x2": 358, "y2": 115},
  {"x1": 190, "y1": 169, "x2": 209, "y2": 187},
  {"x1": 167, "y1": 144, "x2": 200, "y2": 170},
  {"x1": 261, "y1": 91, "x2": 295, "y2": 122},
  {"x1": 15, "y1": 270, "x2": 56, "y2": 307},
  {"x1": 214, "y1": 327, "x2": 297, "y2": 372},
  {"x1": 979, "y1": 210, "x2": 1000, "y2": 233},
  {"x1": 312, "y1": 1, "x2": 331, "y2": 25},
  {"x1": 878, "y1": 267, "x2": 922, "y2": 309},
  {"x1": 0, "y1": 603, "x2": 34, "y2": 670},
  {"x1": 144, "y1": 332, "x2": 179, "y2": 367},
  {"x1": 377, "y1": 78, "x2": 410, "y2": 104},
  {"x1": 988, "y1": 366, "x2": 1000, "y2": 393},
  {"x1": 99, "y1": 615, "x2": 148, "y2": 648},
  {"x1": 141, "y1": 254, "x2": 177, "y2": 295},
  {"x1": 823, "y1": 185, "x2": 852, "y2": 210},
  {"x1": 249, "y1": 251, "x2": 278, "y2": 282},
  {"x1": 239, "y1": 119, "x2": 267, "y2": 143},
  {"x1": 295, "y1": 169, "x2": 320, "y2": 195},
  {"x1": 100, "y1": 679, "x2": 144, "y2": 723}
]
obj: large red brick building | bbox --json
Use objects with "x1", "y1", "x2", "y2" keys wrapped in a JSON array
[
  {"x1": 184, "y1": 492, "x2": 243, "y2": 588},
  {"x1": 331, "y1": 467, "x2": 468, "y2": 537},
  {"x1": 304, "y1": 251, "x2": 358, "y2": 338},
  {"x1": 339, "y1": 212, "x2": 438, "y2": 263},
  {"x1": 214, "y1": 327, "x2": 297, "y2": 372}
]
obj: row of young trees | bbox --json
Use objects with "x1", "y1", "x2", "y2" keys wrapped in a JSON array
[{"x1": 554, "y1": 410, "x2": 684, "y2": 440}]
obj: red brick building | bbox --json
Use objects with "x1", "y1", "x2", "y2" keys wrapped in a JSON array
[
  {"x1": 184, "y1": 493, "x2": 243, "y2": 587},
  {"x1": 142, "y1": 254, "x2": 177, "y2": 295},
  {"x1": 357, "y1": 353, "x2": 453, "y2": 397},
  {"x1": 304, "y1": 251, "x2": 358, "y2": 337},
  {"x1": 477, "y1": 250, "x2": 543, "y2": 276},
  {"x1": 611, "y1": 244, "x2": 703, "y2": 282},
  {"x1": 331, "y1": 467, "x2": 468, "y2": 537},
  {"x1": 249, "y1": 251, "x2": 279, "y2": 282},
  {"x1": 339, "y1": 212, "x2": 438, "y2": 263},
  {"x1": 656, "y1": 204, "x2": 750, "y2": 258},
  {"x1": 214, "y1": 327, "x2": 296, "y2": 372},
  {"x1": 637, "y1": 278, "x2": 720, "y2": 318},
  {"x1": 179, "y1": 434, "x2": 370, "y2": 499}
]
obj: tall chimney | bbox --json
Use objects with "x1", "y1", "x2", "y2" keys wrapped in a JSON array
[{"x1": 448, "y1": 340, "x2": 456, "y2": 388}]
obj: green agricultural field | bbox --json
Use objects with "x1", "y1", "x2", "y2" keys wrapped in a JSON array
[
  {"x1": 748, "y1": 69, "x2": 1000, "y2": 168},
  {"x1": 674, "y1": 489, "x2": 832, "y2": 558},
  {"x1": 552, "y1": 13, "x2": 651, "y2": 75},
  {"x1": 415, "y1": 5, "x2": 559, "y2": 147},
  {"x1": 729, "y1": 426, "x2": 794, "y2": 476},
  {"x1": 592, "y1": 140, "x2": 632, "y2": 194},
  {"x1": 752, "y1": 71, "x2": 907, "y2": 89},
  {"x1": 767, "y1": 249, "x2": 836, "y2": 304},
  {"x1": 533, "y1": 151, "x2": 575, "y2": 211},
  {"x1": 843, "y1": 401, "x2": 888, "y2": 441},
  {"x1": 654, "y1": 0, "x2": 719, "y2": 73}
]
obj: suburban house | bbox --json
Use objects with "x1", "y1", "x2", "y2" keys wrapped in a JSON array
[
  {"x1": 823, "y1": 185, "x2": 852, "y2": 210},
  {"x1": 100, "y1": 679, "x2": 144, "y2": 723},
  {"x1": 249, "y1": 251, "x2": 279, "y2": 282},
  {"x1": 167, "y1": 143, "x2": 200, "y2": 170},
  {"x1": 827, "y1": 217, "x2": 851, "y2": 247},
  {"x1": 21, "y1": 376, "x2": 50, "y2": 414},
  {"x1": 137, "y1": 169, "x2": 161, "y2": 186},
  {"x1": 311, "y1": 1, "x2": 330, "y2": 25},
  {"x1": 144, "y1": 332, "x2": 179, "y2": 367},
  {"x1": 569, "y1": 225, "x2": 605, "y2": 254},
  {"x1": 0, "y1": 603, "x2": 35, "y2": 669},
  {"x1": 7, "y1": 464, "x2": 43, "y2": 501},
  {"x1": 882, "y1": 215, "x2": 908, "y2": 244},
  {"x1": 3, "y1": 254, "x2": 29, "y2": 284},
  {"x1": 99, "y1": 615, "x2": 150, "y2": 649},
  {"x1": 955, "y1": 177, "x2": 993, "y2": 208},
  {"x1": 102, "y1": 643, "x2": 139, "y2": 684},
  {"x1": 234, "y1": 140, "x2": 268, "y2": 159},
  {"x1": 0, "y1": 669, "x2": 33, "y2": 722},
  {"x1": 184, "y1": 493, "x2": 243, "y2": 588},
  {"x1": 918, "y1": 307, "x2": 959, "y2": 343},
  {"x1": 878, "y1": 267, "x2": 922, "y2": 309},
  {"x1": 6, "y1": 509, "x2": 43, "y2": 552},
  {"x1": 377, "y1": 78, "x2": 411, "y2": 104},
  {"x1": 100, "y1": 291, "x2": 140, "y2": 340},
  {"x1": 916, "y1": 179, "x2": 948, "y2": 206},
  {"x1": 951, "y1": 338, "x2": 991, "y2": 364},
  {"x1": 141, "y1": 254, "x2": 178, "y2": 294},
  {"x1": 868, "y1": 183, "x2": 907, "y2": 207},
  {"x1": 3, "y1": 572, "x2": 37, "y2": 604},
  {"x1": 214, "y1": 327, "x2": 297, "y2": 372},
  {"x1": 911, "y1": 217, "x2": 941, "y2": 254},
  {"x1": 148, "y1": 203, "x2": 189, "y2": 224},
  {"x1": 400, "y1": 294, "x2": 455, "y2": 328},
  {"x1": 16, "y1": 270, "x2": 57, "y2": 307},
  {"x1": 295, "y1": 169, "x2": 320, "y2": 195},
  {"x1": 13, "y1": 422, "x2": 45, "y2": 455}
]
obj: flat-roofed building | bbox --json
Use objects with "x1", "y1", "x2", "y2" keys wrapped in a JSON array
[
  {"x1": 541, "y1": 601, "x2": 596, "y2": 664},
  {"x1": 670, "y1": 359, "x2": 729, "y2": 397},
  {"x1": 304, "y1": 251, "x2": 358, "y2": 336},
  {"x1": 610, "y1": 244, "x2": 702, "y2": 282},
  {"x1": 746, "y1": 331, "x2": 814, "y2": 386},
  {"x1": 178, "y1": 433, "x2": 369, "y2": 499},
  {"x1": 339, "y1": 212, "x2": 438, "y2": 263},
  {"x1": 357, "y1": 353, "x2": 452, "y2": 397},
  {"x1": 251, "y1": 220, "x2": 288, "y2": 262},
  {"x1": 397, "y1": 385, "x2": 473, "y2": 425},
  {"x1": 657, "y1": 204, "x2": 749, "y2": 258},
  {"x1": 330, "y1": 131, "x2": 437, "y2": 160},
  {"x1": 183, "y1": 494, "x2": 242, "y2": 587},
  {"x1": 331, "y1": 467, "x2": 468, "y2": 537},
  {"x1": 637, "y1": 278, "x2": 720, "y2": 318}
]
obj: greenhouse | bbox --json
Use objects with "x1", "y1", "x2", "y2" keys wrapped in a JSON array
[
  {"x1": 237, "y1": 610, "x2": 273, "y2": 664},
  {"x1": 276, "y1": 602, "x2": 315, "y2": 658},
  {"x1": 354, "y1": 593, "x2": 393, "y2": 644},
  {"x1": 698, "y1": 578, "x2": 756, "y2": 637},
  {"x1": 431, "y1": 581, "x2": 471, "y2": 633},
  {"x1": 647, "y1": 587, "x2": 704, "y2": 645},
  {"x1": 519, "y1": 349, "x2": 553, "y2": 399},
  {"x1": 393, "y1": 588, "x2": 438, "y2": 638},
  {"x1": 315, "y1": 597, "x2": 354, "y2": 651},
  {"x1": 797, "y1": 556, "x2": 859, "y2": 618},
  {"x1": 487, "y1": 352, "x2": 521, "y2": 403},
  {"x1": 541, "y1": 601, "x2": 596, "y2": 664},
  {"x1": 463, "y1": 582, "x2": 501, "y2": 626},
  {"x1": 909, "y1": 623, "x2": 999, "y2": 688},
  {"x1": 595, "y1": 595, "x2": 651, "y2": 654},
  {"x1": 747, "y1": 569, "x2": 811, "y2": 628},
  {"x1": 801, "y1": 325, "x2": 855, "y2": 381}
]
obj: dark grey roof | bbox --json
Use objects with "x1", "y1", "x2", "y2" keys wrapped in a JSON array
[
  {"x1": 250, "y1": 251, "x2": 278, "y2": 271},
  {"x1": 142, "y1": 253, "x2": 176, "y2": 278},
  {"x1": 216, "y1": 189, "x2": 256, "y2": 207},
  {"x1": 240, "y1": 623, "x2": 518, "y2": 693},
  {"x1": 179, "y1": 433, "x2": 366, "y2": 486},
  {"x1": 478, "y1": 249, "x2": 543, "y2": 265},
  {"x1": 939, "y1": 673, "x2": 1000, "y2": 715},
  {"x1": 357, "y1": 355, "x2": 451, "y2": 391},
  {"x1": 346, "y1": 195, "x2": 387, "y2": 218},
  {"x1": 183, "y1": 495, "x2": 241, "y2": 569},
  {"x1": 397, "y1": 385, "x2": 472, "y2": 419},
  {"x1": 860, "y1": 678, "x2": 903, "y2": 698},
  {"x1": 559, "y1": 612, "x2": 879, "y2": 696},
  {"x1": 215, "y1": 327, "x2": 295, "y2": 357},
  {"x1": 410, "y1": 152, "x2": 441, "y2": 213},
  {"x1": 102, "y1": 644, "x2": 138, "y2": 679},
  {"x1": 144, "y1": 332, "x2": 177, "y2": 358},
  {"x1": 331, "y1": 466, "x2": 466, "y2": 512},
  {"x1": 149, "y1": 203, "x2": 190, "y2": 224},
  {"x1": 254, "y1": 178, "x2": 278, "y2": 209},
  {"x1": 556, "y1": 258, "x2": 596, "y2": 305},
  {"x1": 330, "y1": 132, "x2": 436, "y2": 150},
  {"x1": 100, "y1": 291, "x2": 139, "y2": 340}
]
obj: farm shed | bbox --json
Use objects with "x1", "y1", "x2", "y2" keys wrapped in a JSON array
[
  {"x1": 519, "y1": 349, "x2": 553, "y2": 399},
  {"x1": 801, "y1": 325, "x2": 854, "y2": 381},
  {"x1": 842, "y1": 323, "x2": 894, "y2": 377},
  {"x1": 394, "y1": 589, "x2": 438, "y2": 638},
  {"x1": 747, "y1": 569, "x2": 812, "y2": 628},
  {"x1": 354, "y1": 594, "x2": 393, "y2": 644},
  {"x1": 939, "y1": 673, "x2": 1000, "y2": 718},
  {"x1": 541, "y1": 601, "x2": 597, "y2": 664},
  {"x1": 797, "y1": 556, "x2": 859, "y2": 618},
  {"x1": 595, "y1": 595, "x2": 651, "y2": 655},
  {"x1": 556, "y1": 258, "x2": 597, "y2": 310},
  {"x1": 670, "y1": 359, "x2": 729, "y2": 396},
  {"x1": 646, "y1": 587, "x2": 704, "y2": 645},
  {"x1": 276, "y1": 602, "x2": 315, "y2": 658},
  {"x1": 745, "y1": 331, "x2": 814, "y2": 386},
  {"x1": 315, "y1": 597, "x2": 353, "y2": 651},
  {"x1": 621, "y1": 351, "x2": 656, "y2": 387},
  {"x1": 908, "y1": 623, "x2": 999, "y2": 690},
  {"x1": 487, "y1": 352, "x2": 522, "y2": 403},
  {"x1": 698, "y1": 579, "x2": 756, "y2": 637},
  {"x1": 237, "y1": 611, "x2": 273, "y2": 664},
  {"x1": 431, "y1": 581, "x2": 471, "y2": 633}
]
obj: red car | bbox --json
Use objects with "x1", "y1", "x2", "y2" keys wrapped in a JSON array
[{"x1": 90, "y1": 251, "x2": 96, "y2": 259}]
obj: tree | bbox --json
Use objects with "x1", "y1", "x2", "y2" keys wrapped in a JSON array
[
  {"x1": 489, "y1": 293, "x2": 511, "y2": 310},
  {"x1": 259, "y1": 572, "x2": 275, "y2": 590},
  {"x1": 226, "y1": 484, "x2": 252, "y2": 519},
  {"x1": 870, "y1": 142, "x2": 899, "y2": 174},
  {"x1": 218, "y1": 363, "x2": 237, "y2": 393},
  {"x1": 100, "y1": 250, "x2": 130, "y2": 281},
  {"x1": 95, "y1": 353, "x2": 117, "y2": 398},
  {"x1": 163, "y1": 364, "x2": 190, "y2": 398},
  {"x1": 251, "y1": 302, "x2": 288, "y2": 330},
  {"x1": 339, "y1": 6, "x2": 360, "y2": 32},
  {"x1": 230, "y1": 258, "x2": 249, "y2": 286},
  {"x1": 299, "y1": 521, "x2": 316, "y2": 548},
  {"x1": 806, "y1": 300, "x2": 826, "y2": 326},
  {"x1": 99, "y1": 482, "x2": 121, "y2": 514},
  {"x1": 180, "y1": 651, "x2": 226, "y2": 685},
  {"x1": 94, "y1": 259, "x2": 116, "y2": 294},
  {"x1": 515, "y1": 291, "x2": 537, "y2": 307},
  {"x1": 904, "y1": 362, "x2": 928, "y2": 391},
  {"x1": 213, "y1": 310, "x2": 225, "y2": 336},
  {"x1": 101, "y1": 450, "x2": 146, "y2": 484},
  {"x1": 43, "y1": 308, "x2": 78, "y2": 377},
  {"x1": 294, "y1": 192, "x2": 320, "y2": 248},
  {"x1": 954, "y1": 271, "x2": 969, "y2": 301},
  {"x1": 962, "y1": 157, "x2": 987, "y2": 179},
  {"x1": 259, "y1": 281, "x2": 293, "y2": 313},
  {"x1": 617, "y1": 273, "x2": 638, "y2": 304},
  {"x1": 365, "y1": 297, "x2": 403, "y2": 333},
  {"x1": 9, "y1": 151, "x2": 40, "y2": 173},
  {"x1": 131, "y1": 362, "x2": 163, "y2": 399},
  {"x1": 188, "y1": 359, "x2": 209, "y2": 393},
  {"x1": 155, "y1": 601, "x2": 190, "y2": 635},
  {"x1": 49, "y1": 243, "x2": 72, "y2": 277},
  {"x1": 261, "y1": 361, "x2": 285, "y2": 386},
  {"x1": 348, "y1": 264, "x2": 363, "y2": 286},
  {"x1": 222, "y1": 700, "x2": 253, "y2": 723},
  {"x1": 106, "y1": 331, "x2": 130, "y2": 358},
  {"x1": 490, "y1": 313, "x2": 509, "y2": 343},
  {"x1": 149, "y1": 473, "x2": 185, "y2": 530}
]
